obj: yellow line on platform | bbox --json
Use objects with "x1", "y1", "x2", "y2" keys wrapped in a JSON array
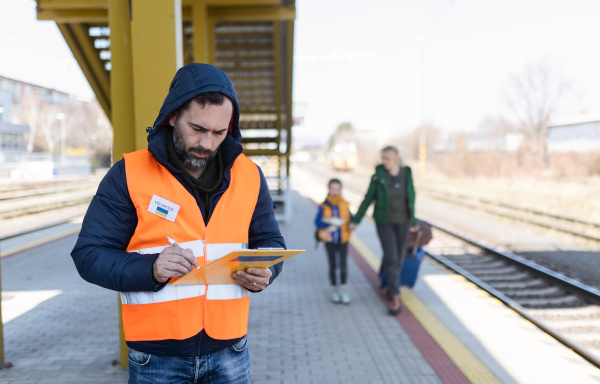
[
  {"x1": 349, "y1": 234, "x2": 379, "y2": 272},
  {"x1": 349, "y1": 234, "x2": 501, "y2": 384},
  {"x1": 1, "y1": 227, "x2": 81, "y2": 258}
]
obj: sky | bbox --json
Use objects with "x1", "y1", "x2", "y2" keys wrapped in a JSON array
[
  {"x1": 0, "y1": 0, "x2": 92, "y2": 99},
  {"x1": 293, "y1": 0, "x2": 600, "y2": 144},
  {"x1": 2, "y1": 0, "x2": 600, "y2": 145}
]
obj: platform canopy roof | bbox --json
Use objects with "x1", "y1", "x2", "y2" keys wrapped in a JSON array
[{"x1": 35, "y1": 0, "x2": 295, "y2": 169}]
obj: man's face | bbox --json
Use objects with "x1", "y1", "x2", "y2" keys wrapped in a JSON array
[{"x1": 170, "y1": 98, "x2": 233, "y2": 170}]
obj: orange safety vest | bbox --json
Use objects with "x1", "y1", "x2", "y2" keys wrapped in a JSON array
[
  {"x1": 317, "y1": 198, "x2": 352, "y2": 244},
  {"x1": 120, "y1": 149, "x2": 260, "y2": 342}
]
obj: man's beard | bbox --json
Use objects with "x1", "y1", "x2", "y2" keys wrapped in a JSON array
[{"x1": 173, "y1": 122, "x2": 217, "y2": 169}]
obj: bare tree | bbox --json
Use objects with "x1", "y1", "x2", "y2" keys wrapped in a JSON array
[
  {"x1": 393, "y1": 122, "x2": 441, "y2": 161},
  {"x1": 504, "y1": 60, "x2": 579, "y2": 144},
  {"x1": 328, "y1": 121, "x2": 356, "y2": 149},
  {"x1": 19, "y1": 91, "x2": 40, "y2": 152},
  {"x1": 85, "y1": 100, "x2": 113, "y2": 167},
  {"x1": 19, "y1": 91, "x2": 61, "y2": 153},
  {"x1": 16, "y1": 91, "x2": 112, "y2": 166},
  {"x1": 477, "y1": 115, "x2": 514, "y2": 135}
]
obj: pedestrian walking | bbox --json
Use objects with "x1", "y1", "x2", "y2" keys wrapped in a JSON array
[
  {"x1": 350, "y1": 146, "x2": 417, "y2": 315},
  {"x1": 315, "y1": 178, "x2": 354, "y2": 304}
]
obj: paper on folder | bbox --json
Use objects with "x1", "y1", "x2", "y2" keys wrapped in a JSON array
[
  {"x1": 322, "y1": 217, "x2": 346, "y2": 227},
  {"x1": 169, "y1": 249, "x2": 305, "y2": 285}
]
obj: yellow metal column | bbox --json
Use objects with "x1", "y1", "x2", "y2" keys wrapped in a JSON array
[
  {"x1": 207, "y1": 19, "x2": 216, "y2": 65},
  {"x1": 192, "y1": 1, "x2": 208, "y2": 63},
  {"x1": 108, "y1": 0, "x2": 136, "y2": 368},
  {"x1": 109, "y1": 0, "x2": 136, "y2": 162},
  {"x1": 130, "y1": 0, "x2": 183, "y2": 150},
  {"x1": 113, "y1": 0, "x2": 182, "y2": 368},
  {"x1": 284, "y1": 19, "x2": 294, "y2": 177},
  {"x1": 273, "y1": 21, "x2": 283, "y2": 186}
]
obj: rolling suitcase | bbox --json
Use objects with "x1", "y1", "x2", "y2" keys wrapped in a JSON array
[{"x1": 379, "y1": 220, "x2": 432, "y2": 289}]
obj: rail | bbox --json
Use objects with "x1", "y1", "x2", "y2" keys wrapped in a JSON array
[
  {"x1": 426, "y1": 220, "x2": 600, "y2": 369},
  {"x1": 419, "y1": 187, "x2": 600, "y2": 244}
]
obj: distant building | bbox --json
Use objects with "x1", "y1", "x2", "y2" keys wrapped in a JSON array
[
  {"x1": 0, "y1": 122, "x2": 29, "y2": 162},
  {"x1": 547, "y1": 120, "x2": 600, "y2": 152},
  {"x1": 0, "y1": 89, "x2": 12, "y2": 123},
  {"x1": 0, "y1": 76, "x2": 101, "y2": 179},
  {"x1": 463, "y1": 132, "x2": 524, "y2": 152},
  {"x1": 0, "y1": 87, "x2": 30, "y2": 165}
]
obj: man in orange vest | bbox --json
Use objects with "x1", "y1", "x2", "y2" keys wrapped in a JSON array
[{"x1": 71, "y1": 63, "x2": 285, "y2": 383}]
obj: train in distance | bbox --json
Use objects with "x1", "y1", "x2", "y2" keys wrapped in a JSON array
[{"x1": 330, "y1": 141, "x2": 358, "y2": 171}]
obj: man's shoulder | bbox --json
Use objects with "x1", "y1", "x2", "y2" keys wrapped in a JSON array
[
  {"x1": 103, "y1": 158, "x2": 126, "y2": 182},
  {"x1": 96, "y1": 158, "x2": 129, "y2": 196},
  {"x1": 123, "y1": 148, "x2": 153, "y2": 163}
]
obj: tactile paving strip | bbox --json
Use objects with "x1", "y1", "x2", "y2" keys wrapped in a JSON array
[{"x1": 349, "y1": 236, "x2": 501, "y2": 384}]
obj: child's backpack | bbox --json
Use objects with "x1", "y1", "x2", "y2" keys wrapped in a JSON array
[{"x1": 314, "y1": 228, "x2": 322, "y2": 249}]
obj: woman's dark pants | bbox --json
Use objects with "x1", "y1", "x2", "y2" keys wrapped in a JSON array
[{"x1": 376, "y1": 222, "x2": 411, "y2": 296}]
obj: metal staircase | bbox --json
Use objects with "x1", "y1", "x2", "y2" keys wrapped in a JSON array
[
  {"x1": 36, "y1": 0, "x2": 295, "y2": 223},
  {"x1": 212, "y1": 21, "x2": 292, "y2": 222}
]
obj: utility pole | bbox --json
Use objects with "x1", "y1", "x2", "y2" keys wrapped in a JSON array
[
  {"x1": 56, "y1": 113, "x2": 67, "y2": 165},
  {"x1": 417, "y1": 35, "x2": 427, "y2": 178}
]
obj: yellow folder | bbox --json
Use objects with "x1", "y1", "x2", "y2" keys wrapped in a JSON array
[{"x1": 169, "y1": 249, "x2": 305, "y2": 285}]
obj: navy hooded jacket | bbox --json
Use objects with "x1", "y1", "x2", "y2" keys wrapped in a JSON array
[{"x1": 71, "y1": 63, "x2": 285, "y2": 356}]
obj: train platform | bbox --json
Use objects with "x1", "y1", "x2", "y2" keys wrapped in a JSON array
[{"x1": 0, "y1": 189, "x2": 599, "y2": 383}]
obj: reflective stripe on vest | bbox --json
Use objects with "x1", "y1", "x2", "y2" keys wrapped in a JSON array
[{"x1": 122, "y1": 148, "x2": 260, "y2": 342}]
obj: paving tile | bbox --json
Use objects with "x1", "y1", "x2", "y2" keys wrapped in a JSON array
[
  {"x1": 1, "y1": 191, "x2": 442, "y2": 384},
  {"x1": 1, "y1": 236, "x2": 128, "y2": 384},
  {"x1": 248, "y1": 191, "x2": 442, "y2": 384}
]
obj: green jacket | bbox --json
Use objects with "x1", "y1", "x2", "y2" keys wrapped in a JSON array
[{"x1": 352, "y1": 164, "x2": 417, "y2": 226}]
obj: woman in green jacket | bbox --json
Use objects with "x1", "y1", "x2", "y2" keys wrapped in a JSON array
[{"x1": 351, "y1": 146, "x2": 417, "y2": 315}]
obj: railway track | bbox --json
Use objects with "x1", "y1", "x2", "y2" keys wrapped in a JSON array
[
  {"x1": 419, "y1": 187, "x2": 600, "y2": 245},
  {"x1": 0, "y1": 175, "x2": 101, "y2": 242},
  {"x1": 424, "y1": 222, "x2": 600, "y2": 368},
  {"x1": 293, "y1": 162, "x2": 600, "y2": 367},
  {"x1": 0, "y1": 180, "x2": 100, "y2": 201},
  {"x1": 295, "y1": 161, "x2": 600, "y2": 247},
  {"x1": 5, "y1": 165, "x2": 600, "y2": 367}
]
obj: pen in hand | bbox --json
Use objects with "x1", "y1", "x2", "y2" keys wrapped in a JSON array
[{"x1": 167, "y1": 236, "x2": 200, "y2": 269}]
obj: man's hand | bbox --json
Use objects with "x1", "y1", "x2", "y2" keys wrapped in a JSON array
[
  {"x1": 153, "y1": 246, "x2": 197, "y2": 283},
  {"x1": 232, "y1": 268, "x2": 272, "y2": 291},
  {"x1": 348, "y1": 222, "x2": 357, "y2": 231},
  {"x1": 410, "y1": 225, "x2": 419, "y2": 233}
]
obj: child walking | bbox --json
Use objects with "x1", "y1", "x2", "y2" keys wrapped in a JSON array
[{"x1": 315, "y1": 178, "x2": 354, "y2": 304}]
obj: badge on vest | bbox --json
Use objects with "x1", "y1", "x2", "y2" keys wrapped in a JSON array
[{"x1": 147, "y1": 194, "x2": 180, "y2": 222}]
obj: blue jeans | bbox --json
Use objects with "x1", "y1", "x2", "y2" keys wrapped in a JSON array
[{"x1": 128, "y1": 337, "x2": 251, "y2": 384}]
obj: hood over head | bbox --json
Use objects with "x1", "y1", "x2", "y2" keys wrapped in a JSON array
[{"x1": 148, "y1": 63, "x2": 241, "y2": 143}]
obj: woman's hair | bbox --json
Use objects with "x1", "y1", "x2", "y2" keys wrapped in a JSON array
[
  {"x1": 381, "y1": 146, "x2": 403, "y2": 167},
  {"x1": 328, "y1": 178, "x2": 342, "y2": 188}
]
